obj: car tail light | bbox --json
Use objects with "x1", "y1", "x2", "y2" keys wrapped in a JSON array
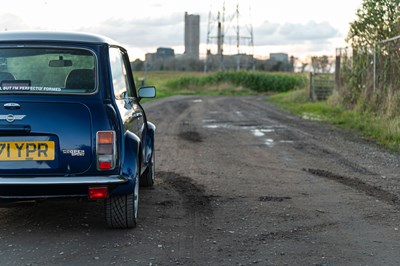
[
  {"x1": 89, "y1": 187, "x2": 108, "y2": 199},
  {"x1": 96, "y1": 131, "x2": 116, "y2": 170}
]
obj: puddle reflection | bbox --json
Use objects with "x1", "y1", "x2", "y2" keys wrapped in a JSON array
[{"x1": 203, "y1": 120, "x2": 294, "y2": 147}]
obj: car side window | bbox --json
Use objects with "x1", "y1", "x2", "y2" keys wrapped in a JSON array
[{"x1": 109, "y1": 48, "x2": 134, "y2": 99}]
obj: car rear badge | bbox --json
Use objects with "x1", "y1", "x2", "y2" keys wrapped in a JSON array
[
  {"x1": 4, "y1": 103, "x2": 21, "y2": 110},
  {"x1": 0, "y1": 114, "x2": 26, "y2": 123},
  {"x1": 62, "y1": 149, "x2": 85, "y2": 157}
]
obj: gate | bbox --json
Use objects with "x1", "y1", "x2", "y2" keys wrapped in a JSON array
[{"x1": 309, "y1": 73, "x2": 335, "y2": 101}]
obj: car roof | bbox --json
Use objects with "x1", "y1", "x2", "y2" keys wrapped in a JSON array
[{"x1": 0, "y1": 31, "x2": 120, "y2": 46}]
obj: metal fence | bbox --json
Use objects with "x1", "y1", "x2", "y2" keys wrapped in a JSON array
[{"x1": 336, "y1": 35, "x2": 400, "y2": 115}]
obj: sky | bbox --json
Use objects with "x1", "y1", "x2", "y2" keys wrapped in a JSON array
[{"x1": 0, "y1": 0, "x2": 363, "y2": 60}]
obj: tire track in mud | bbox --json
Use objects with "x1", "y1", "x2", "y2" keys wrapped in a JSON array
[
  {"x1": 156, "y1": 171, "x2": 214, "y2": 264},
  {"x1": 178, "y1": 131, "x2": 203, "y2": 143},
  {"x1": 157, "y1": 171, "x2": 213, "y2": 217},
  {"x1": 258, "y1": 196, "x2": 292, "y2": 202},
  {"x1": 304, "y1": 168, "x2": 400, "y2": 205},
  {"x1": 294, "y1": 142, "x2": 376, "y2": 176},
  {"x1": 256, "y1": 222, "x2": 338, "y2": 242}
]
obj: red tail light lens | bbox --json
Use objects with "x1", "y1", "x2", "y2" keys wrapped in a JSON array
[
  {"x1": 89, "y1": 187, "x2": 108, "y2": 199},
  {"x1": 96, "y1": 131, "x2": 116, "y2": 171},
  {"x1": 99, "y1": 161, "x2": 112, "y2": 170}
]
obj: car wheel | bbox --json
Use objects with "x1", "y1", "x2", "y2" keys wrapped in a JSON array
[
  {"x1": 140, "y1": 150, "x2": 155, "y2": 187},
  {"x1": 105, "y1": 174, "x2": 139, "y2": 229}
]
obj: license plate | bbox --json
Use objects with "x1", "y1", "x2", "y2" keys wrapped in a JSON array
[{"x1": 0, "y1": 141, "x2": 55, "y2": 161}]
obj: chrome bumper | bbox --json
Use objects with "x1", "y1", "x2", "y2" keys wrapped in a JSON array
[{"x1": 0, "y1": 175, "x2": 127, "y2": 185}]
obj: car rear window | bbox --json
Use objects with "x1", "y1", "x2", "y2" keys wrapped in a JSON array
[{"x1": 0, "y1": 47, "x2": 96, "y2": 94}]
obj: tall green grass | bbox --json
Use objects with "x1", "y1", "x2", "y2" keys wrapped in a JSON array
[
  {"x1": 269, "y1": 89, "x2": 400, "y2": 152},
  {"x1": 134, "y1": 71, "x2": 207, "y2": 98},
  {"x1": 165, "y1": 71, "x2": 307, "y2": 94},
  {"x1": 134, "y1": 71, "x2": 307, "y2": 98}
]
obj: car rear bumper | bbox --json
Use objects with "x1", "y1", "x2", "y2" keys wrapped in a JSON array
[
  {"x1": 0, "y1": 175, "x2": 128, "y2": 200},
  {"x1": 0, "y1": 175, "x2": 126, "y2": 185}
]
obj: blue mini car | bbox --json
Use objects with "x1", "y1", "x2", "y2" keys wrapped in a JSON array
[{"x1": 0, "y1": 31, "x2": 156, "y2": 228}]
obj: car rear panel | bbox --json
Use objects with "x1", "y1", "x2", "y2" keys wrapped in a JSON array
[
  {"x1": 0, "y1": 101, "x2": 92, "y2": 176},
  {"x1": 0, "y1": 36, "x2": 138, "y2": 202}
]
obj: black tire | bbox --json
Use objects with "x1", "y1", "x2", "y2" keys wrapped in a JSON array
[
  {"x1": 140, "y1": 150, "x2": 155, "y2": 187},
  {"x1": 105, "y1": 175, "x2": 139, "y2": 229}
]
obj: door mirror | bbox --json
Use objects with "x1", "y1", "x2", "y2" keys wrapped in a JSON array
[{"x1": 138, "y1": 86, "x2": 156, "y2": 99}]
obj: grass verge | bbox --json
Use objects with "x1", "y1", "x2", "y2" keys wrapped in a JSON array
[
  {"x1": 134, "y1": 71, "x2": 306, "y2": 99},
  {"x1": 268, "y1": 89, "x2": 400, "y2": 152}
]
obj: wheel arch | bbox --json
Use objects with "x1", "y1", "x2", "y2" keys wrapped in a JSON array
[
  {"x1": 145, "y1": 121, "x2": 156, "y2": 165},
  {"x1": 110, "y1": 130, "x2": 140, "y2": 196}
]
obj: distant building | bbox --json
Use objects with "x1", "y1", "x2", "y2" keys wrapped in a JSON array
[
  {"x1": 184, "y1": 12, "x2": 200, "y2": 59},
  {"x1": 156, "y1": 47, "x2": 175, "y2": 60},
  {"x1": 145, "y1": 53, "x2": 157, "y2": 64},
  {"x1": 269, "y1": 53, "x2": 289, "y2": 63},
  {"x1": 145, "y1": 47, "x2": 175, "y2": 70}
]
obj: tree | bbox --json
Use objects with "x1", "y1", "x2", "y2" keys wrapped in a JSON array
[
  {"x1": 300, "y1": 62, "x2": 308, "y2": 73},
  {"x1": 347, "y1": 0, "x2": 400, "y2": 48},
  {"x1": 131, "y1": 59, "x2": 144, "y2": 71},
  {"x1": 311, "y1": 56, "x2": 332, "y2": 73}
]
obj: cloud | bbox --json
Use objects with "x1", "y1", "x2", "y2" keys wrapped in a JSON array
[
  {"x1": 79, "y1": 14, "x2": 186, "y2": 48},
  {"x1": 0, "y1": 11, "x2": 341, "y2": 59},
  {"x1": 0, "y1": 13, "x2": 30, "y2": 31},
  {"x1": 254, "y1": 20, "x2": 339, "y2": 45},
  {"x1": 79, "y1": 17, "x2": 341, "y2": 58},
  {"x1": 256, "y1": 21, "x2": 280, "y2": 36}
]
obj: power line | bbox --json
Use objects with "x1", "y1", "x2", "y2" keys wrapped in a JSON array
[{"x1": 205, "y1": 0, "x2": 254, "y2": 71}]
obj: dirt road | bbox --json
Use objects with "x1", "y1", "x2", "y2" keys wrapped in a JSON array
[{"x1": 1, "y1": 96, "x2": 400, "y2": 265}]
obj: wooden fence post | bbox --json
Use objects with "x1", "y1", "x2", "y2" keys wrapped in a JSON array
[{"x1": 309, "y1": 72, "x2": 313, "y2": 100}]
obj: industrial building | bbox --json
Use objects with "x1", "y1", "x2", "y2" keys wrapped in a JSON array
[
  {"x1": 269, "y1": 53, "x2": 289, "y2": 63},
  {"x1": 184, "y1": 12, "x2": 200, "y2": 59}
]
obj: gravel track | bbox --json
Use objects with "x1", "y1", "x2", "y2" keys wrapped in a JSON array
[{"x1": 1, "y1": 96, "x2": 399, "y2": 265}]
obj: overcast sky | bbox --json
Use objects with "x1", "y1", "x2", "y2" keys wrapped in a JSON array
[{"x1": 0, "y1": 0, "x2": 363, "y2": 60}]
